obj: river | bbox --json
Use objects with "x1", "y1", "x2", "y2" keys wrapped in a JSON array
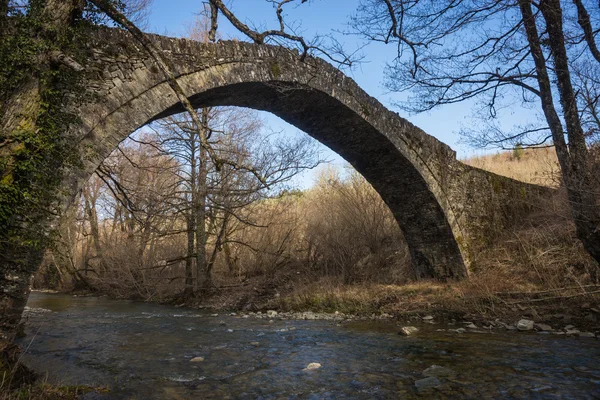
[{"x1": 16, "y1": 292, "x2": 600, "y2": 399}]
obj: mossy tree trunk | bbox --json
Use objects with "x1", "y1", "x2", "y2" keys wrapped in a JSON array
[{"x1": 0, "y1": 0, "x2": 82, "y2": 362}]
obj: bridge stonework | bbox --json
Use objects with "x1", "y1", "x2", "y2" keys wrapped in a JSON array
[{"x1": 71, "y1": 28, "x2": 543, "y2": 279}]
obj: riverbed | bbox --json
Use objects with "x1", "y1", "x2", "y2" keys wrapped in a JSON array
[{"x1": 17, "y1": 292, "x2": 600, "y2": 399}]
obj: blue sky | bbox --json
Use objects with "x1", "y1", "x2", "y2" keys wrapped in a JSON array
[{"x1": 143, "y1": 0, "x2": 524, "y2": 187}]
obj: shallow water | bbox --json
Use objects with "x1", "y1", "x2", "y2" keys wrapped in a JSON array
[{"x1": 18, "y1": 292, "x2": 600, "y2": 399}]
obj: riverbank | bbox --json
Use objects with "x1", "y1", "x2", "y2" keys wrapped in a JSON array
[{"x1": 54, "y1": 271, "x2": 600, "y2": 340}]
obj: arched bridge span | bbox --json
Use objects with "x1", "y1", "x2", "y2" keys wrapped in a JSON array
[{"x1": 69, "y1": 28, "x2": 542, "y2": 280}]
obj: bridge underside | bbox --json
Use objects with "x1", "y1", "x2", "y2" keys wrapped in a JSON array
[{"x1": 153, "y1": 82, "x2": 467, "y2": 279}]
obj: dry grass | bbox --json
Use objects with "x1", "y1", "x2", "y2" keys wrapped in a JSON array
[{"x1": 463, "y1": 147, "x2": 560, "y2": 186}]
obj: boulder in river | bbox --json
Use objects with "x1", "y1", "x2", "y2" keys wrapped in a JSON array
[
  {"x1": 517, "y1": 319, "x2": 534, "y2": 331},
  {"x1": 303, "y1": 363, "x2": 321, "y2": 371},
  {"x1": 399, "y1": 326, "x2": 419, "y2": 336}
]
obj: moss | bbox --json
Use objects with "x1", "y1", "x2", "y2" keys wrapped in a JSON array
[
  {"x1": 0, "y1": 4, "x2": 89, "y2": 270},
  {"x1": 270, "y1": 62, "x2": 281, "y2": 78},
  {"x1": 360, "y1": 104, "x2": 371, "y2": 117},
  {"x1": 489, "y1": 173, "x2": 505, "y2": 193},
  {"x1": 520, "y1": 186, "x2": 527, "y2": 199}
]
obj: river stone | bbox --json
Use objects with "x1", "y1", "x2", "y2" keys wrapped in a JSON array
[
  {"x1": 578, "y1": 332, "x2": 595, "y2": 338},
  {"x1": 399, "y1": 326, "x2": 419, "y2": 336},
  {"x1": 423, "y1": 365, "x2": 455, "y2": 378},
  {"x1": 414, "y1": 376, "x2": 441, "y2": 391},
  {"x1": 465, "y1": 323, "x2": 477, "y2": 329},
  {"x1": 423, "y1": 315, "x2": 434, "y2": 321},
  {"x1": 267, "y1": 310, "x2": 278, "y2": 317},
  {"x1": 303, "y1": 312, "x2": 317, "y2": 320},
  {"x1": 304, "y1": 363, "x2": 321, "y2": 371},
  {"x1": 517, "y1": 319, "x2": 534, "y2": 331},
  {"x1": 455, "y1": 328, "x2": 466, "y2": 334},
  {"x1": 250, "y1": 342, "x2": 260, "y2": 346},
  {"x1": 566, "y1": 329, "x2": 581, "y2": 335},
  {"x1": 534, "y1": 323, "x2": 553, "y2": 332},
  {"x1": 190, "y1": 356, "x2": 204, "y2": 362}
]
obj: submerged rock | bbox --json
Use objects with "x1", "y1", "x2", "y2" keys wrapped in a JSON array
[
  {"x1": 517, "y1": 319, "x2": 534, "y2": 331},
  {"x1": 423, "y1": 365, "x2": 456, "y2": 378},
  {"x1": 415, "y1": 376, "x2": 441, "y2": 391},
  {"x1": 303, "y1": 362, "x2": 321, "y2": 371},
  {"x1": 399, "y1": 326, "x2": 419, "y2": 336}
]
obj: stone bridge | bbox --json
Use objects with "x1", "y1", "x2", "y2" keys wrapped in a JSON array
[
  {"x1": 67, "y1": 28, "x2": 543, "y2": 281},
  {"x1": 0, "y1": 27, "x2": 550, "y2": 349}
]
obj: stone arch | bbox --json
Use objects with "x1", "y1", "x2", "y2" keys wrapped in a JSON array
[{"x1": 67, "y1": 30, "x2": 471, "y2": 279}]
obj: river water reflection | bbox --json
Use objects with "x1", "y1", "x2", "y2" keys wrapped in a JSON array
[{"x1": 18, "y1": 292, "x2": 600, "y2": 399}]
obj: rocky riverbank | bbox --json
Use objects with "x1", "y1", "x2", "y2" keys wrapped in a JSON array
[{"x1": 190, "y1": 308, "x2": 599, "y2": 339}]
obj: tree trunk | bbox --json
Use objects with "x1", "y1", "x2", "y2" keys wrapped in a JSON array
[
  {"x1": 538, "y1": 0, "x2": 600, "y2": 265},
  {"x1": 519, "y1": 0, "x2": 600, "y2": 269},
  {"x1": 0, "y1": 0, "x2": 80, "y2": 356},
  {"x1": 197, "y1": 109, "x2": 210, "y2": 289}
]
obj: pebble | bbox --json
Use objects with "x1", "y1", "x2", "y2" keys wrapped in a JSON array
[
  {"x1": 534, "y1": 323, "x2": 553, "y2": 332},
  {"x1": 455, "y1": 328, "x2": 466, "y2": 334},
  {"x1": 189, "y1": 356, "x2": 204, "y2": 362},
  {"x1": 304, "y1": 363, "x2": 321, "y2": 371},
  {"x1": 423, "y1": 315, "x2": 434, "y2": 321},
  {"x1": 399, "y1": 326, "x2": 419, "y2": 336},
  {"x1": 578, "y1": 332, "x2": 596, "y2": 338},
  {"x1": 465, "y1": 323, "x2": 478, "y2": 329},
  {"x1": 516, "y1": 319, "x2": 534, "y2": 331}
]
